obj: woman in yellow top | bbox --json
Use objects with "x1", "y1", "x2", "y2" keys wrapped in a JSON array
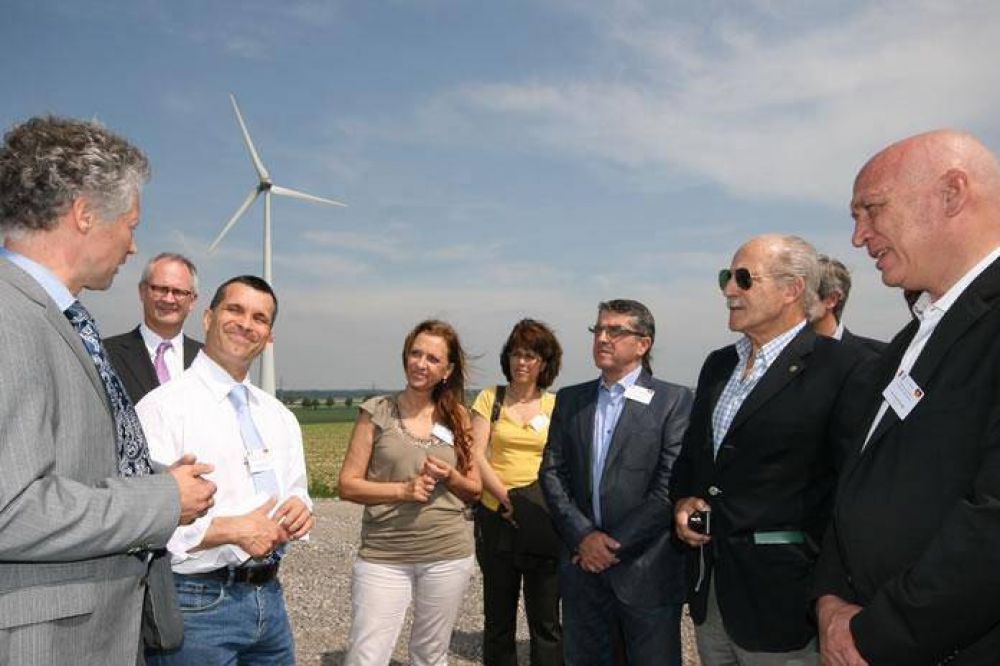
[{"x1": 472, "y1": 319, "x2": 563, "y2": 666}]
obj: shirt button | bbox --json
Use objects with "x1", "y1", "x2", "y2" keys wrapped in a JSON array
[{"x1": 708, "y1": 485, "x2": 722, "y2": 497}]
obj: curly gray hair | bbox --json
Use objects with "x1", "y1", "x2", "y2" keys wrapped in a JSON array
[{"x1": 0, "y1": 116, "x2": 150, "y2": 236}]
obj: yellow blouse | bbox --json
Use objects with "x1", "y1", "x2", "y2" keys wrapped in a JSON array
[{"x1": 472, "y1": 386, "x2": 556, "y2": 511}]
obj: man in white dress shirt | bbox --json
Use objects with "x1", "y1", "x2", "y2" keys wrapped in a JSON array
[
  {"x1": 106, "y1": 252, "x2": 203, "y2": 403},
  {"x1": 137, "y1": 275, "x2": 314, "y2": 664}
]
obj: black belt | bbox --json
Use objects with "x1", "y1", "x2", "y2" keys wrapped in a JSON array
[{"x1": 184, "y1": 562, "x2": 280, "y2": 585}]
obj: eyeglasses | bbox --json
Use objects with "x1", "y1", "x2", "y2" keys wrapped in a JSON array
[
  {"x1": 589, "y1": 325, "x2": 646, "y2": 340},
  {"x1": 144, "y1": 282, "x2": 195, "y2": 300},
  {"x1": 717, "y1": 268, "x2": 786, "y2": 291},
  {"x1": 508, "y1": 350, "x2": 542, "y2": 363}
]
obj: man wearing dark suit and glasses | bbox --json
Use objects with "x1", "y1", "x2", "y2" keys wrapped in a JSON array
[
  {"x1": 106, "y1": 252, "x2": 203, "y2": 404},
  {"x1": 0, "y1": 115, "x2": 216, "y2": 664},
  {"x1": 816, "y1": 131, "x2": 1000, "y2": 666},
  {"x1": 539, "y1": 299, "x2": 693, "y2": 665},
  {"x1": 672, "y1": 234, "x2": 872, "y2": 666}
]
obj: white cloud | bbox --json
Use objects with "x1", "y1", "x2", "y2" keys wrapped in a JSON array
[{"x1": 403, "y1": 0, "x2": 1000, "y2": 206}]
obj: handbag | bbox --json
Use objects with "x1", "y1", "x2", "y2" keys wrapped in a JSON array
[{"x1": 488, "y1": 386, "x2": 562, "y2": 560}]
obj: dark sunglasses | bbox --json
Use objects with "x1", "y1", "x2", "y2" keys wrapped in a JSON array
[{"x1": 717, "y1": 268, "x2": 786, "y2": 291}]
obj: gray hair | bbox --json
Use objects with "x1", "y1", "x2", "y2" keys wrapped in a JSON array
[
  {"x1": 140, "y1": 252, "x2": 199, "y2": 295},
  {"x1": 597, "y1": 298, "x2": 655, "y2": 374},
  {"x1": 768, "y1": 235, "x2": 820, "y2": 316},
  {"x1": 817, "y1": 255, "x2": 852, "y2": 322},
  {"x1": 0, "y1": 116, "x2": 150, "y2": 236}
]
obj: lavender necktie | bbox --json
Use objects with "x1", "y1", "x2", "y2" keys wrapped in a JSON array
[
  {"x1": 64, "y1": 300, "x2": 153, "y2": 477},
  {"x1": 154, "y1": 340, "x2": 172, "y2": 384}
]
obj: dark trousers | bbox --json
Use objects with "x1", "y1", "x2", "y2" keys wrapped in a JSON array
[
  {"x1": 559, "y1": 558, "x2": 681, "y2": 666},
  {"x1": 475, "y1": 507, "x2": 562, "y2": 666}
]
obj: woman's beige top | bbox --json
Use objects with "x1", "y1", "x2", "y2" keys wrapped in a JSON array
[{"x1": 357, "y1": 395, "x2": 473, "y2": 563}]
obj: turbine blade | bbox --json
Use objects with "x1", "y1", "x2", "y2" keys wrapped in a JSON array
[
  {"x1": 209, "y1": 188, "x2": 260, "y2": 251},
  {"x1": 230, "y1": 94, "x2": 271, "y2": 183},
  {"x1": 271, "y1": 184, "x2": 347, "y2": 207}
]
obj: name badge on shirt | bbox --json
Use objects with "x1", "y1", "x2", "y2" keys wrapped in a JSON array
[
  {"x1": 883, "y1": 370, "x2": 925, "y2": 420},
  {"x1": 529, "y1": 414, "x2": 550, "y2": 431},
  {"x1": 245, "y1": 448, "x2": 275, "y2": 475},
  {"x1": 431, "y1": 423, "x2": 455, "y2": 446},
  {"x1": 624, "y1": 385, "x2": 654, "y2": 405}
]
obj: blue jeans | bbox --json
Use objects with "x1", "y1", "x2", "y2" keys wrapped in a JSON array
[{"x1": 147, "y1": 573, "x2": 294, "y2": 665}]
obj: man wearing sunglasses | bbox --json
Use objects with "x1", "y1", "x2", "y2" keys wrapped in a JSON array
[
  {"x1": 106, "y1": 252, "x2": 204, "y2": 403},
  {"x1": 540, "y1": 299, "x2": 693, "y2": 666},
  {"x1": 672, "y1": 235, "x2": 873, "y2": 665},
  {"x1": 816, "y1": 131, "x2": 1000, "y2": 666}
]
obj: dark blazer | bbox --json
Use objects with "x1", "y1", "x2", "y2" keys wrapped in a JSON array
[
  {"x1": 105, "y1": 325, "x2": 202, "y2": 403},
  {"x1": 539, "y1": 371, "x2": 693, "y2": 607},
  {"x1": 816, "y1": 258, "x2": 1000, "y2": 666},
  {"x1": 841, "y1": 327, "x2": 887, "y2": 355},
  {"x1": 671, "y1": 327, "x2": 873, "y2": 652}
]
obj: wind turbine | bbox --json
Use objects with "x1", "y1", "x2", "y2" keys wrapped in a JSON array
[{"x1": 210, "y1": 94, "x2": 346, "y2": 395}]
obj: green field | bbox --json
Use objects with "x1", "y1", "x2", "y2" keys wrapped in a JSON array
[{"x1": 302, "y1": 420, "x2": 354, "y2": 498}]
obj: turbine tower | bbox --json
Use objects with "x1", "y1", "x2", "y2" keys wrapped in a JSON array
[{"x1": 210, "y1": 94, "x2": 346, "y2": 395}]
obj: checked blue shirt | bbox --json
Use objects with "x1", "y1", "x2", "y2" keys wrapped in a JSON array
[{"x1": 711, "y1": 320, "x2": 806, "y2": 457}]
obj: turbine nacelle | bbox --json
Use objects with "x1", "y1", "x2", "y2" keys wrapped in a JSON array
[{"x1": 208, "y1": 94, "x2": 346, "y2": 394}]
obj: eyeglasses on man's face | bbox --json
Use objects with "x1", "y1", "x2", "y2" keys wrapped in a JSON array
[
  {"x1": 717, "y1": 268, "x2": 786, "y2": 291},
  {"x1": 144, "y1": 282, "x2": 195, "y2": 300},
  {"x1": 588, "y1": 325, "x2": 646, "y2": 341}
]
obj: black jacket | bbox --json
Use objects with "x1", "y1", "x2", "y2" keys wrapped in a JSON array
[
  {"x1": 105, "y1": 325, "x2": 202, "y2": 404},
  {"x1": 539, "y1": 371, "x2": 693, "y2": 607},
  {"x1": 816, "y1": 258, "x2": 1000, "y2": 666},
  {"x1": 672, "y1": 326, "x2": 873, "y2": 651}
]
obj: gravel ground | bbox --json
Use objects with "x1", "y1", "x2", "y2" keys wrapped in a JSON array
[{"x1": 283, "y1": 498, "x2": 700, "y2": 665}]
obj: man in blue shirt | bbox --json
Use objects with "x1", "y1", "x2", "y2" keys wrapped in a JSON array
[{"x1": 540, "y1": 299, "x2": 693, "y2": 665}]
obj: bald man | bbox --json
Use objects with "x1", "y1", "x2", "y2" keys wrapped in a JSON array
[{"x1": 816, "y1": 131, "x2": 1000, "y2": 665}]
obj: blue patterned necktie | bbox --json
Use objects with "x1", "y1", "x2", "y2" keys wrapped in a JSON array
[{"x1": 64, "y1": 300, "x2": 153, "y2": 477}]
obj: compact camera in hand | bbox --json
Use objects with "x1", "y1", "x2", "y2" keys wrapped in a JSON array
[{"x1": 687, "y1": 509, "x2": 711, "y2": 536}]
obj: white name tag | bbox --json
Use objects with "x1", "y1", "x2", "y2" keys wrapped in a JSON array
[
  {"x1": 624, "y1": 385, "x2": 654, "y2": 405},
  {"x1": 883, "y1": 370, "x2": 925, "y2": 420},
  {"x1": 529, "y1": 414, "x2": 550, "y2": 432},
  {"x1": 245, "y1": 448, "x2": 275, "y2": 475},
  {"x1": 431, "y1": 423, "x2": 455, "y2": 445}
]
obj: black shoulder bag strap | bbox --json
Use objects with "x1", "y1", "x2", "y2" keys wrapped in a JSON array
[{"x1": 490, "y1": 385, "x2": 506, "y2": 425}]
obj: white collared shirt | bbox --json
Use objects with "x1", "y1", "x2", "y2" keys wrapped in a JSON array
[
  {"x1": 139, "y1": 323, "x2": 186, "y2": 381},
  {"x1": 862, "y1": 246, "x2": 1000, "y2": 449},
  {"x1": 136, "y1": 351, "x2": 312, "y2": 573}
]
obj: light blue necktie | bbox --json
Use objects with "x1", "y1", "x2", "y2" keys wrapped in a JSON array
[
  {"x1": 64, "y1": 300, "x2": 153, "y2": 477},
  {"x1": 227, "y1": 384, "x2": 281, "y2": 499},
  {"x1": 228, "y1": 384, "x2": 283, "y2": 564}
]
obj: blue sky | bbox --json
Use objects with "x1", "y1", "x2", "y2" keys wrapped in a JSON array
[{"x1": 4, "y1": 0, "x2": 999, "y2": 390}]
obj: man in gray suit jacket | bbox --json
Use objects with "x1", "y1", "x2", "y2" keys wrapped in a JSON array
[
  {"x1": 0, "y1": 115, "x2": 216, "y2": 664},
  {"x1": 539, "y1": 299, "x2": 693, "y2": 666}
]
